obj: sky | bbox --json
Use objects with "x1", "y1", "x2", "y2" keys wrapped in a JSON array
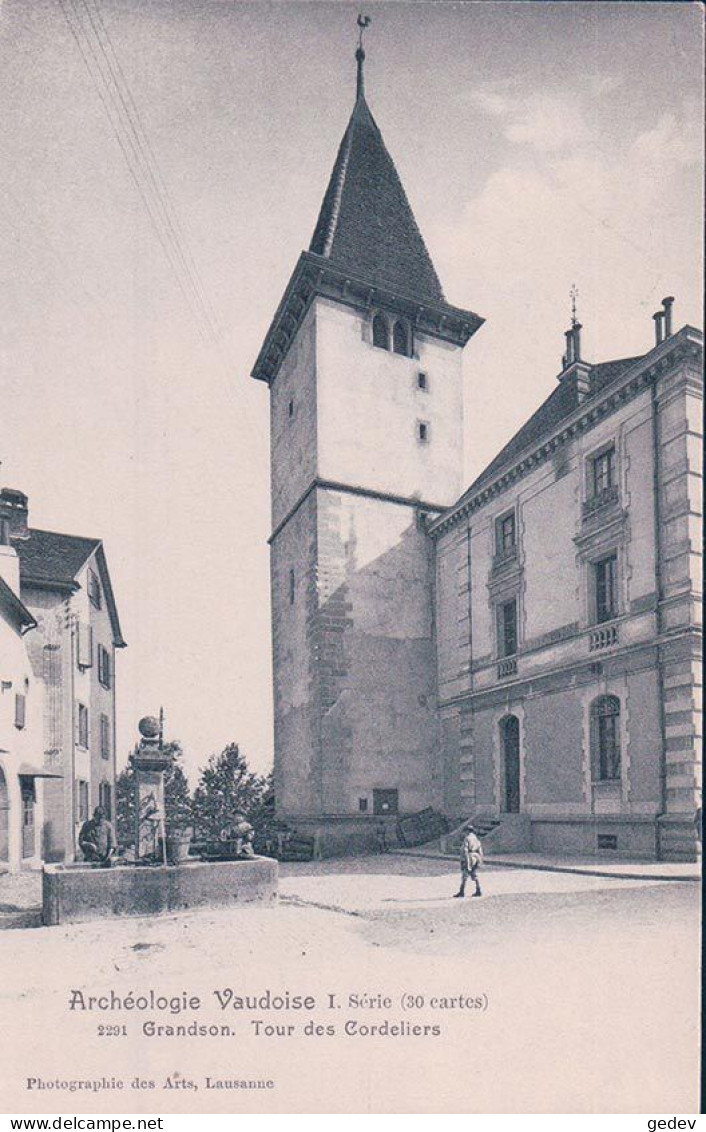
[{"x1": 0, "y1": 0, "x2": 702, "y2": 786}]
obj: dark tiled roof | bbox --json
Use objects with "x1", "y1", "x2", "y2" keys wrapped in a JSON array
[
  {"x1": 13, "y1": 528, "x2": 99, "y2": 587},
  {"x1": 12, "y1": 528, "x2": 126, "y2": 647},
  {"x1": 457, "y1": 355, "x2": 644, "y2": 504},
  {"x1": 309, "y1": 94, "x2": 444, "y2": 305}
]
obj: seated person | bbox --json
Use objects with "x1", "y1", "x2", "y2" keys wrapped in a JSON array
[
  {"x1": 79, "y1": 807, "x2": 116, "y2": 864},
  {"x1": 220, "y1": 812, "x2": 256, "y2": 857}
]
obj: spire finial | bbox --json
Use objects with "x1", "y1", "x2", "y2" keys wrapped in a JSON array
[
  {"x1": 356, "y1": 15, "x2": 371, "y2": 100},
  {"x1": 570, "y1": 283, "x2": 579, "y2": 327}
]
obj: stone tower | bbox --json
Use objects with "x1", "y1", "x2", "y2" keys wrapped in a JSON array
[{"x1": 252, "y1": 38, "x2": 483, "y2": 853}]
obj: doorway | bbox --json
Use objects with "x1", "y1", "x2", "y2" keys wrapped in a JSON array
[
  {"x1": 20, "y1": 778, "x2": 35, "y2": 859},
  {"x1": 501, "y1": 716, "x2": 521, "y2": 813}
]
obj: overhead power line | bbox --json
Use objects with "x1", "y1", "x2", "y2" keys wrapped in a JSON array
[{"x1": 55, "y1": 0, "x2": 265, "y2": 467}]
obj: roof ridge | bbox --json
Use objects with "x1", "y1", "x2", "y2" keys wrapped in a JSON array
[
  {"x1": 319, "y1": 108, "x2": 357, "y2": 257},
  {"x1": 23, "y1": 526, "x2": 101, "y2": 545}
]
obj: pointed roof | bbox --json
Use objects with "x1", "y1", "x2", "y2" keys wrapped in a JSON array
[
  {"x1": 251, "y1": 38, "x2": 483, "y2": 384},
  {"x1": 309, "y1": 93, "x2": 444, "y2": 306}
]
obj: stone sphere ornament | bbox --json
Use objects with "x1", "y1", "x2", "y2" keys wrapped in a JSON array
[{"x1": 138, "y1": 715, "x2": 160, "y2": 740}]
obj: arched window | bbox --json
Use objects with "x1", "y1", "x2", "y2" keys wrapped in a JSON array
[
  {"x1": 500, "y1": 715, "x2": 520, "y2": 813},
  {"x1": 590, "y1": 695, "x2": 621, "y2": 781},
  {"x1": 392, "y1": 319, "x2": 410, "y2": 356},
  {"x1": 372, "y1": 313, "x2": 390, "y2": 350}
]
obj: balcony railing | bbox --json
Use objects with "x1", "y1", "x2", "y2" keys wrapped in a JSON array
[
  {"x1": 497, "y1": 656, "x2": 518, "y2": 678},
  {"x1": 589, "y1": 624, "x2": 619, "y2": 651},
  {"x1": 582, "y1": 484, "x2": 619, "y2": 519}
]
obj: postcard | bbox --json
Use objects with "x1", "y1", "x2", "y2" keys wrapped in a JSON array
[{"x1": 0, "y1": 0, "x2": 702, "y2": 1116}]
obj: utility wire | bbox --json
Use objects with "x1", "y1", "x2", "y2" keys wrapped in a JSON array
[
  {"x1": 83, "y1": 0, "x2": 224, "y2": 350},
  {"x1": 58, "y1": 0, "x2": 212, "y2": 348},
  {"x1": 57, "y1": 0, "x2": 264, "y2": 459}
]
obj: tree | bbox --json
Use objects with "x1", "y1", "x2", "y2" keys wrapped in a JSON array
[
  {"x1": 192, "y1": 743, "x2": 269, "y2": 840},
  {"x1": 115, "y1": 739, "x2": 193, "y2": 849}
]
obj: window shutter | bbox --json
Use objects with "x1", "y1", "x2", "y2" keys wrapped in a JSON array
[
  {"x1": 14, "y1": 693, "x2": 26, "y2": 729},
  {"x1": 77, "y1": 624, "x2": 94, "y2": 668}
]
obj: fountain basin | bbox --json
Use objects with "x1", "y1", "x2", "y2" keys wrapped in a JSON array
[{"x1": 42, "y1": 857, "x2": 278, "y2": 926}]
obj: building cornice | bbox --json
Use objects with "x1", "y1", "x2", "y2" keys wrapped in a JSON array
[
  {"x1": 429, "y1": 325, "x2": 703, "y2": 539},
  {"x1": 269, "y1": 477, "x2": 448, "y2": 544},
  {"x1": 251, "y1": 251, "x2": 484, "y2": 385}
]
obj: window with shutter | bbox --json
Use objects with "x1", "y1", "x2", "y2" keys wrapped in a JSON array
[
  {"x1": 77, "y1": 703, "x2": 89, "y2": 749},
  {"x1": 100, "y1": 714, "x2": 110, "y2": 759},
  {"x1": 88, "y1": 568, "x2": 102, "y2": 609},
  {"x1": 14, "y1": 693, "x2": 26, "y2": 729},
  {"x1": 77, "y1": 623, "x2": 93, "y2": 669},
  {"x1": 98, "y1": 645, "x2": 111, "y2": 689},
  {"x1": 76, "y1": 779, "x2": 90, "y2": 823}
]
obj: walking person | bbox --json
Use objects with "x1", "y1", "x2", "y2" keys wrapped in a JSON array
[{"x1": 454, "y1": 822, "x2": 483, "y2": 898}]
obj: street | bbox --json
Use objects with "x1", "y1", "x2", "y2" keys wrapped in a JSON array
[{"x1": 0, "y1": 855, "x2": 700, "y2": 1114}]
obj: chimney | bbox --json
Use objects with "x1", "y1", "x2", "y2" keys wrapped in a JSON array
[
  {"x1": 572, "y1": 321, "x2": 583, "y2": 362},
  {"x1": 562, "y1": 329, "x2": 575, "y2": 370},
  {"x1": 653, "y1": 310, "x2": 664, "y2": 346},
  {"x1": 0, "y1": 488, "x2": 29, "y2": 539},
  {"x1": 662, "y1": 295, "x2": 674, "y2": 338}
]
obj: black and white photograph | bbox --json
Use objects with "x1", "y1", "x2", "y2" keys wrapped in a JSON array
[{"x1": 0, "y1": 0, "x2": 702, "y2": 1117}]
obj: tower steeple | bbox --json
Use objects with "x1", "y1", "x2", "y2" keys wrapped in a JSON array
[
  {"x1": 308, "y1": 20, "x2": 445, "y2": 306},
  {"x1": 253, "y1": 28, "x2": 486, "y2": 853},
  {"x1": 252, "y1": 22, "x2": 482, "y2": 385}
]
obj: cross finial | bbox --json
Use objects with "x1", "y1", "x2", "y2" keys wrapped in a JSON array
[
  {"x1": 356, "y1": 15, "x2": 371, "y2": 100},
  {"x1": 570, "y1": 283, "x2": 579, "y2": 327}
]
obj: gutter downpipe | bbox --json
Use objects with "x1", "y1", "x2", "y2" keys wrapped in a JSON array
[{"x1": 650, "y1": 376, "x2": 668, "y2": 860}]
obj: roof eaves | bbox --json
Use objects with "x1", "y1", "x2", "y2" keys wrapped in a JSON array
[
  {"x1": 0, "y1": 576, "x2": 37, "y2": 631},
  {"x1": 93, "y1": 543, "x2": 127, "y2": 648},
  {"x1": 430, "y1": 351, "x2": 656, "y2": 537}
]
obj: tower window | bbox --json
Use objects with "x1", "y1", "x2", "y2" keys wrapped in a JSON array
[
  {"x1": 417, "y1": 421, "x2": 429, "y2": 443},
  {"x1": 372, "y1": 313, "x2": 390, "y2": 350},
  {"x1": 417, "y1": 372, "x2": 428, "y2": 391},
  {"x1": 393, "y1": 319, "x2": 410, "y2": 356},
  {"x1": 288, "y1": 399, "x2": 294, "y2": 420},
  {"x1": 289, "y1": 568, "x2": 295, "y2": 606}
]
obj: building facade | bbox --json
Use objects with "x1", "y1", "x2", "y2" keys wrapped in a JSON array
[
  {"x1": 253, "y1": 52, "x2": 702, "y2": 860},
  {"x1": 433, "y1": 315, "x2": 703, "y2": 862},
  {"x1": 0, "y1": 522, "x2": 46, "y2": 872},
  {"x1": 1, "y1": 489, "x2": 125, "y2": 863}
]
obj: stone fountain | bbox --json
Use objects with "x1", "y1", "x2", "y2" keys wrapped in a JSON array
[{"x1": 41, "y1": 717, "x2": 277, "y2": 926}]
